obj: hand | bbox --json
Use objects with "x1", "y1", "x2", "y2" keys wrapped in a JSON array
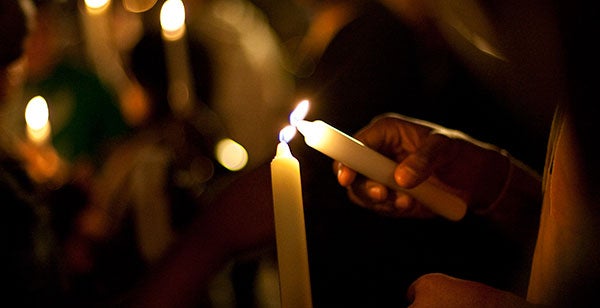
[
  {"x1": 407, "y1": 273, "x2": 534, "y2": 308},
  {"x1": 336, "y1": 113, "x2": 510, "y2": 218}
]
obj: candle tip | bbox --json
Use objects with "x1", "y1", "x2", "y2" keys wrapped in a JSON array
[{"x1": 279, "y1": 125, "x2": 297, "y2": 143}]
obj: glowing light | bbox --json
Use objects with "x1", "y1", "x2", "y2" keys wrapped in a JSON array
[
  {"x1": 160, "y1": 0, "x2": 186, "y2": 41},
  {"x1": 25, "y1": 96, "x2": 51, "y2": 144},
  {"x1": 289, "y1": 99, "x2": 309, "y2": 127},
  {"x1": 279, "y1": 125, "x2": 297, "y2": 143},
  {"x1": 85, "y1": 0, "x2": 110, "y2": 14},
  {"x1": 215, "y1": 138, "x2": 248, "y2": 171}
]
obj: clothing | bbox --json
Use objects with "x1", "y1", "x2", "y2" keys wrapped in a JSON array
[
  {"x1": 528, "y1": 108, "x2": 600, "y2": 306},
  {"x1": 0, "y1": 149, "x2": 66, "y2": 306}
]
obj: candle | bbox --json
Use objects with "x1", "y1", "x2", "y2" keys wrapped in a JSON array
[
  {"x1": 160, "y1": 0, "x2": 194, "y2": 117},
  {"x1": 25, "y1": 95, "x2": 51, "y2": 145},
  {"x1": 271, "y1": 125, "x2": 313, "y2": 308},
  {"x1": 23, "y1": 95, "x2": 63, "y2": 183},
  {"x1": 290, "y1": 100, "x2": 467, "y2": 221}
]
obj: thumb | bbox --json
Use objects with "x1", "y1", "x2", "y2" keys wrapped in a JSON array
[{"x1": 395, "y1": 133, "x2": 453, "y2": 188}]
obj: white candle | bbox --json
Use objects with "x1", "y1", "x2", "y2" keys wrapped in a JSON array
[
  {"x1": 291, "y1": 100, "x2": 467, "y2": 221},
  {"x1": 160, "y1": 0, "x2": 194, "y2": 117},
  {"x1": 270, "y1": 126, "x2": 313, "y2": 308},
  {"x1": 25, "y1": 95, "x2": 51, "y2": 145}
]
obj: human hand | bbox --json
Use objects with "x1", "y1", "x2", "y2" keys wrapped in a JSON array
[
  {"x1": 336, "y1": 113, "x2": 511, "y2": 218},
  {"x1": 406, "y1": 273, "x2": 534, "y2": 308}
]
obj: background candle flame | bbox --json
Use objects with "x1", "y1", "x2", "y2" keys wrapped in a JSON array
[
  {"x1": 85, "y1": 0, "x2": 110, "y2": 14},
  {"x1": 25, "y1": 95, "x2": 51, "y2": 145},
  {"x1": 279, "y1": 125, "x2": 297, "y2": 143},
  {"x1": 290, "y1": 99, "x2": 310, "y2": 127},
  {"x1": 160, "y1": 0, "x2": 186, "y2": 40},
  {"x1": 215, "y1": 138, "x2": 248, "y2": 171}
]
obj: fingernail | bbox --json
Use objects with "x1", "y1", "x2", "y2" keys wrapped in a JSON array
[
  {"x1": 395, "y1": 167, "x2": 416, "y2": 186},
  {"x1": 368, "y1": 185, "x2": 384, "y2": 201}
]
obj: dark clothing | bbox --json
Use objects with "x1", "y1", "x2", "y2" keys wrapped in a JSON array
[{"x1": 1, "y1": 150, "x2": 67, "y2": 306}]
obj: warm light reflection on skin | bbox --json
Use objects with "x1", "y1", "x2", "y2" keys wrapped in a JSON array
[
  {"x1": 25, "y1": 95, "x2": 51, "y2": 144},
  {"x1": 215, "y1": 138, "x2": 248, "y2": 171},
  {"x1": 85, "y1": 0, "x2": 111, "y2": 15},
  {"x1": 160, "y1": 0, "x2": 186, "y2": 41}
]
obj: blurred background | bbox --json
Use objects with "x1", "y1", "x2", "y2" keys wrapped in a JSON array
[{"x1": 2, "y1": 0, "x2": 308, "y2": 306}]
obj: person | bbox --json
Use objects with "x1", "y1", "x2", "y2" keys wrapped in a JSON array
[
  {"x1": 0, "y1": 0, "x2": 71, "y2": 305},
  {"x1": 286, "y1": 0, "x2": 548, "y2": 305},
  {"x1": 67, "y1": 0, "x2": 296, "y2": 299},
  {"x1": 2, "y1": 1, "x2": 133, "y2": 269},
  {"x1": 334, "y1": 0, "x2": 600, "y2": 306},
  {"x1": 1, "y1": 1, "x2": 274, "y2": 306},
  {"x1": 16, "y1": 0, "x2": 131, "y2": 177},
  {"x1": 183, "y1": 0, "x2": 296, "y2": 170}
]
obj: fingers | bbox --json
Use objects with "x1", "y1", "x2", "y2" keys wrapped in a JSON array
[
  {"x1": 344, "y1": 175, "x2": 436, "y2": 218},
  {"x1": 407, "y1": 273, "x2": 531, "y2": 308},
  {"x1": 395, "y1": 133, "x2": 453, "y2": 188},
  {"x1": 334, "y1": 115, "x2": 460, "y2": 219},
  {"x1": 335, "y1": 161, "x2": 356, "y2": 187}
]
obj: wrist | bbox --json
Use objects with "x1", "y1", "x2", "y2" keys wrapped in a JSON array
[{"x1": 468, "y1": 149, "x2": 513, "y2": 212}]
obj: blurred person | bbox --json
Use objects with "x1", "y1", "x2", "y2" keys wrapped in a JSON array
[
  {"x1": 0, "y1": 0, "x2": 71, "y2": 305},
  {"x1": 170, "y1": 1, "x2": 298, "y2": 305},
  {"x1": 184, "y1": 0, "x2": 296, "y2": 169},
  {"x1": 63, "y1": 30, "x2": 225, "y2": 304},
  {"x1": 18, "y1": 0, "x2": 131, "y2": 177},
  {"x1": 11, "y1": 2, "x2": 134, "y2": 295},
  {"x1": 68, "y1": 0, "x2": 298, "y2": 304},
  {"x1": 1, "y1": 2, "x2": 275, "y2": 307}
]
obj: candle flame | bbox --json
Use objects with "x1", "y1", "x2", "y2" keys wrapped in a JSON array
[
  {"x1": 160, "y1": 0, "x2": 186, "y2": 40},
  {"x1": 215, "y1": 138, "x2": 248, "y2": 171},
  {"x1": 289, "y1": 99, "x2": 309, "y2": 127},
  {"x1": 25, "y1": 96, "x2": 51, "y2": 144},
  {"x1": 85, "y1": 0, "x2": 111, "y2": 14},
  {"x1": 25, "y1": 96, "x2": 49, "y2": 130},
  {"x1": 279, "y1": 125, "x2": 297, "y2": 143}
]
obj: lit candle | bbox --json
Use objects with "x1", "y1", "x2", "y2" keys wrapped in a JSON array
[
  {"x1": 271, "y1": 125, "x2": 313, "y2": 308},
  {"x1": 25, "y1": 95, "x2": 51, "y2": 145},
  {"x1": 81, "y1": 0, "x2": 132, "y2": 97},
  {"x1": 160, "y1": 0, "x2": 194, "y2": 117},
  {"x1": 23, "y1": 95, "x2": 64, "y2": 183},
  {"x1": 290, "y1": 100, "x2": 467, "y2": 221}
]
